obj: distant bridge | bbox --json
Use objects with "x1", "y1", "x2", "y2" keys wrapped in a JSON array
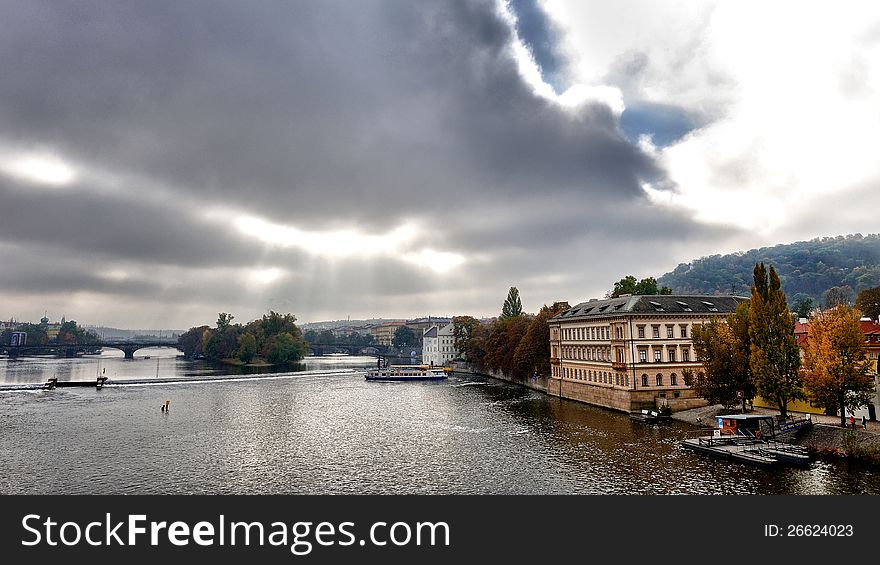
[
  {"x1": 0, "y1": 340, "x2": 183, "y2": 359},
  {"x1": 307, "y1": 343, "x2": 397, "y2": 357}
]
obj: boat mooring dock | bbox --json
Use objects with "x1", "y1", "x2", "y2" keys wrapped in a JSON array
[{"x1": 680, "y1": 414, "x2": 811, "y2": 466}]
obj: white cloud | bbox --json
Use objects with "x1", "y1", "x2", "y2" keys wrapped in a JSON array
[
  {"x1": 232, "y1": 214, "x2": 466, "y2": 274},
  {"x1": 548, "y1": 1, "x2": 880, "y2": 237}
]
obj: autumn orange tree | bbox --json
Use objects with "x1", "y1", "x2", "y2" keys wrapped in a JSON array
[{"x1": 802, "y1": 305, "x2": 874, "y2": 426}]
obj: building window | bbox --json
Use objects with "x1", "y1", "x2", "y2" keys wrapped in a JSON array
[
  {"x1": 670, "y1": 373, "x2": 677, "y2": 386},
  {"x1": 625, "y1": 376, "x2": 629, "y2": 387},
  {"x1": 668, "y1": 349, "x2": 676, "y2": 362},
  {"x1": 639, "y1": 349, "x2": 647, "y2": 363},
  {"x1": 642, "y1": 374, "x2": 649, "y2": 387},
  {"x1": 615, "y1": 375, "x2": 619, "y2": 385},
  {"x1": 666, "y1": 325, "x2": 674, "y2": 338},
  {"x1": 682, "y1": 349, "x2": 690, "y2": 362},
  {"x1": 652, "y1": 325, "x2": 660, "y2": 338},
  {"x1": 638, "y1": 326, "x2": 645, "y2": 339},
  {"x1": 654, "y1": 350, "x2": 662, "y2": 362},
  {"x1": 656, "y1": 374, "x2": 663, "y2": 386},
  {"x1": 616, "y1": 327, "x2": 623, "y2": 339},
  {"x1": 680, "y1": 324, "x2": 688, "y2": 338}
]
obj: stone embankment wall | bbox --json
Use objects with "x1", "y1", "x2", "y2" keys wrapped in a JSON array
[
  {"x1": 451, "y1": 362, "x2": 706, "y2": 414},
  {"x1": 450, "y1": 362, "x2": 548, "y2": 394}
]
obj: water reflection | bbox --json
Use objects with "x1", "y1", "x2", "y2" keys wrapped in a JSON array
[{"x1": 1, "y1": 360, "x2": 879, "y2": 495}]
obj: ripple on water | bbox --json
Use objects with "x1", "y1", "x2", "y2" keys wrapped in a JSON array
[{"x1": 2, "y1": 366, "x2": 880, "y2": 494}]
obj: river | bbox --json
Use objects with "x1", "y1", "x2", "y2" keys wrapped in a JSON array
[{"x1": 1, "y1": 350, "x2": 879, "y2": 494}]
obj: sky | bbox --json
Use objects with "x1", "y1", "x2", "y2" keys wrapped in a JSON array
[{"x1": 1, "y1": 0, "x2": 879, "y2": 329}]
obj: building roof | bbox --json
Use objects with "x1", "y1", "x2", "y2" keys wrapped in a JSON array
[
  {"x1": 551, "y1": 295, "x2": 748, "y2": 322},
  {"x1": 423, "y1": 326, "x2": 438, "y2": 338}
]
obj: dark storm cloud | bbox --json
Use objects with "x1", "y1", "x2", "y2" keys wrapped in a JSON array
[
  {"x1": 0, "y1": 178, "x2": 259, "y2": 268},
  {"x1": 0, "y1": 0, "x2": 729, "y2": 325},
  {"x1": 0, "y1": 0, "x2": 660, "y2": 225}
]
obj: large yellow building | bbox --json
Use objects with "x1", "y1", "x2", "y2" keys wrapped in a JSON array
[
  {"x1": 548, "y1": 295, "x2": 747, "y2": 413},
  {"x1": 370, "y1": 321, "x2": 406, "y2": 346}
]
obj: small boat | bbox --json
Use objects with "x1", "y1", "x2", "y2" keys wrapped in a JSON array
[
  {"x1": 365, "y1": 365, "x2": 449, "y2": 382},
  {"x1": 680, "y1": 414, "x2": 810, "y2": 467},
  {"x1": 629, "y1": 409, "x2": 672, "y2": 424}
]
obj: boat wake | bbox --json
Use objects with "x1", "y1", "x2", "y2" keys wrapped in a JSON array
[{"x1": 0, "y1": 368, "x2": 362, "y2": 392}]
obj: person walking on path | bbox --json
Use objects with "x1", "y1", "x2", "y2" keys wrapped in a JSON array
[
  {"x1": 862, "y1": 415, "x2": 868, "y2": 429},
  {"x1": 850, "y1": 414, "x2": 856, "y2": 429}
]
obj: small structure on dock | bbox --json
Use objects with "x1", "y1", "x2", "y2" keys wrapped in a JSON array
[
  {"x1": 629, "y1": 409, "x2": 672, "y2": 425},
  {"x1": 681, "y1": 414, "x2": 811, "y2": 467}
]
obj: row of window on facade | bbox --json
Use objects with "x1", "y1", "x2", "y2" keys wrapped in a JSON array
[
  {"x1": 637, "y1": 347, "x2": 691, "y2": 363},
  {"x1": 559, "y1": 345, "x2": 691, "y2": 363},
  {"x1": 556, "y1": 366, "x2": 626, "y2": 386},
  {"x1": 561, "y1": 326, "x2": 610, "y2": 341},
  {"x1": 556, "y1": 365, "x2": 695, "y2": 387},
  {"x1": 636, "y1": 324, "x2": 689, "y2": 339},
  {"x1": 561, "y1": 324, "x2": 691, "y2": 341},
  {"x1": 560, "y1": 346, "x2": 611, "y2": 361}
]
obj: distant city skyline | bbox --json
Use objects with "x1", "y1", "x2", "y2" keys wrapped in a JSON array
[{"x1": 1, "y1": 1, "x2": 879, "y2": 328}]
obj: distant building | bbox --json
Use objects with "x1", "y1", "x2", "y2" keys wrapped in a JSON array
[
  {"x1": 422, "y1": 324, "x2": 456, "y2": 366},
  {"x1": 548, "y1": 295, "x2": 747, "y2": 413},
  {"x1": 371, "y1": 321, "x2": 406, "y2": 346},
  {"x1": 406, "y1": 316, "x2": 452, "y2": 335}
]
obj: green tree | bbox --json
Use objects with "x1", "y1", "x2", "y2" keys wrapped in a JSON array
[
  {"x1": 611, "y1": 276, "x2": 671, "y2": 297},
  {"x1": 855, "y1": 286, "x2": 880, "y2": 321},
  {"x1": 634, "y1": 277, "x2": 659, "y2": 295},
  {"x1": 749, "y1": 263, "x2": 804, "y2": 420},
  {"x1": 178, "y1": 325, "x2": 210, "y2": 358},
  {"x1": 611, "y1": 275, "x2": 638, "y2": 297},
  {"x1": 265, "y1": 332, "x2": 306, "y2": 364},
  {"x1": 216, "y1": 313, "x2": 234, "y2": 330},
  {"x1": 500, "y1": 287, "x2": 523, "y2": 319},
  {"x1": 17, "y1": 323, "x2": 49, "y2": 346},
  {"x1": 237, "y1": 332, "x2": 257, "y2": 364},
  {"x1": 54, "y1": 320, "x2": 99, "y2": 345},
  {"x1": 823, "y1": 285, "x2": 855, "y2": 308},
  {"x1": 790, "y1": 293, "x2": 814, "y2": 319},
  {"x1": 802, "y1": 305, "x2": 874, "y2": 426},
  {"x1": 303, "y1": 330, "x2": 319, "y2": 344},
  {"x1": 393, "y1": 325, "x2": 417, "y2": 348},
  {"x1": 452, "y1": 315, "x2": 480, "y2": 359},
  {"x1": 686, "y1": 302, "x2": 754, "y2": 411},
  {"x1": 316, "y1": 330, "x2": 335, "y2": 345}
]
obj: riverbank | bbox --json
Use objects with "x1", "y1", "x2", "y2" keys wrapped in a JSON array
[
  {"x1": 450, "y1": 362, "x2": 549, "y2": 394},
  {"x1": 673, "y1": 404, "x2": 880, "y2": 464}
]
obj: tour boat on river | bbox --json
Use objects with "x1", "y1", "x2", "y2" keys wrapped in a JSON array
[{"x1": 365, "y1": 365, "x2": 449, "y2": 382}]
